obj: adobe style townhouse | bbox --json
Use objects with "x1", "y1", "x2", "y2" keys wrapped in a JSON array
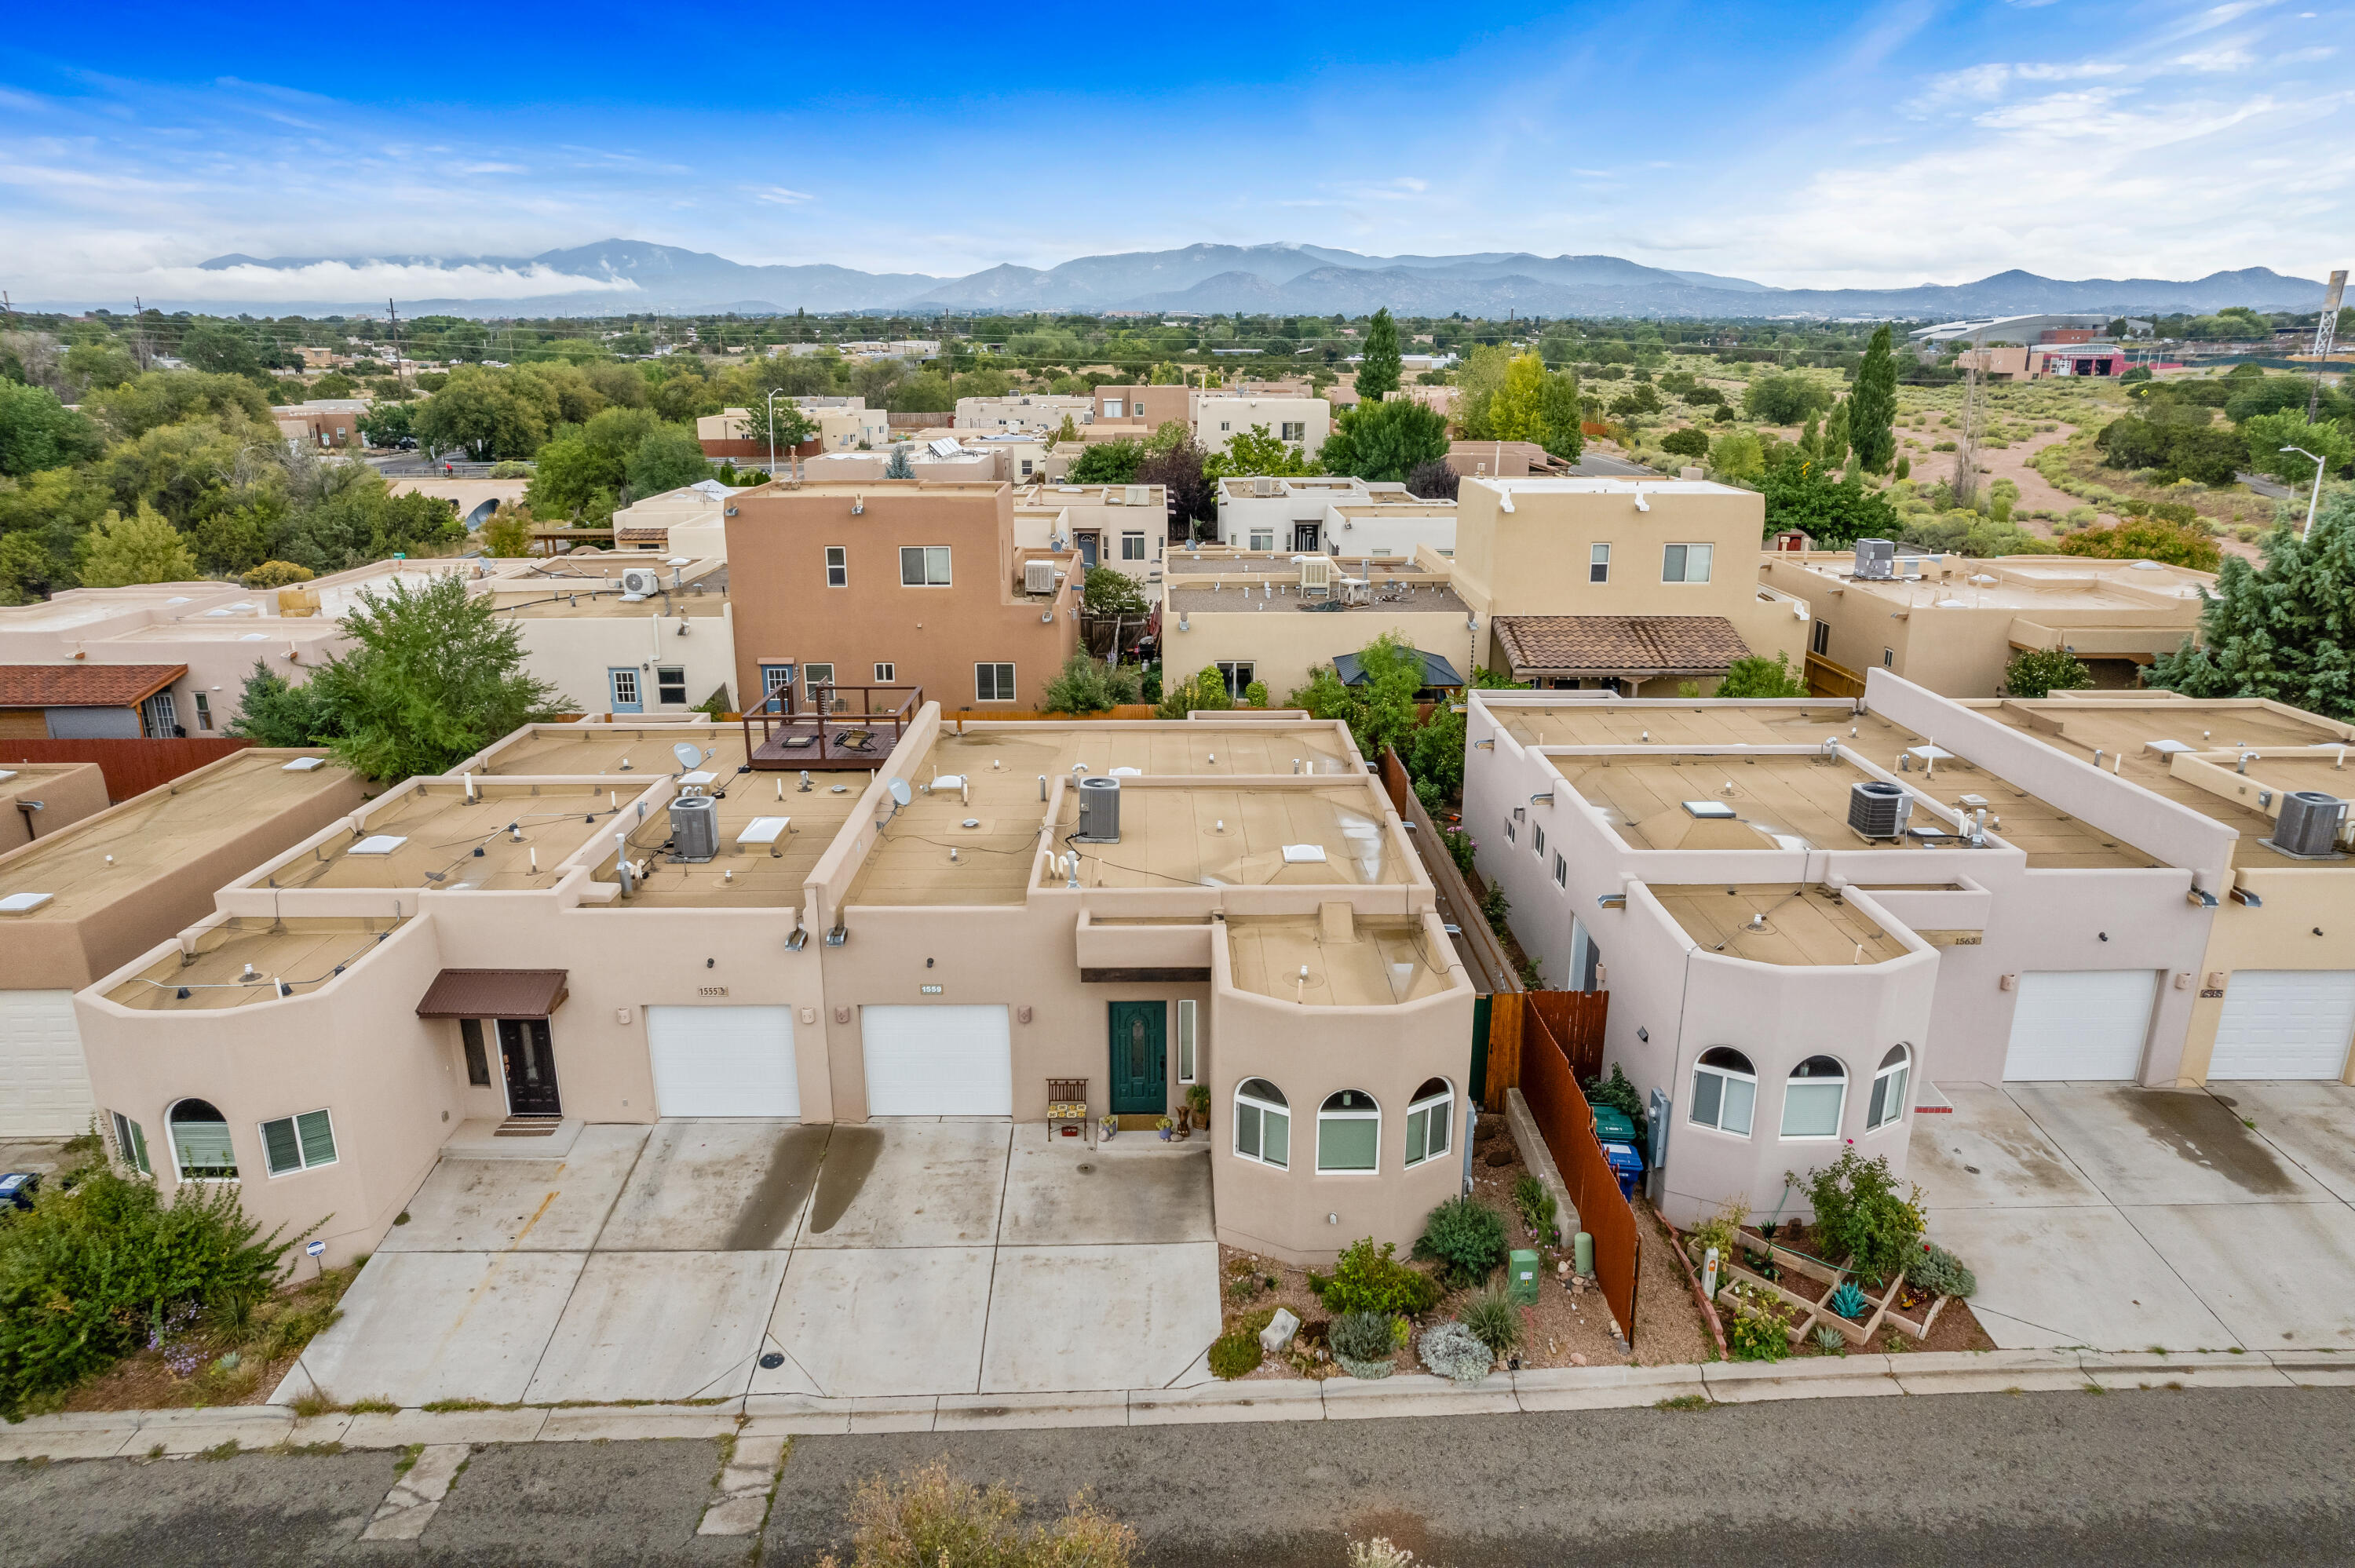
[
  {"x1": 72, "y1": 707, "x2": 1472, "y2": 1266},
  {"x1": 1464, "y1": 674, "x2": 2355, "y2": 1227}
]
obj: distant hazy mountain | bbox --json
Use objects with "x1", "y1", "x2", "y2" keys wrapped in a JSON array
[{"x1": 84, "y1": 239, "x2": 2328, "y2": 320}]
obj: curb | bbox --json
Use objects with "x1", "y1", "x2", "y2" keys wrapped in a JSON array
[{"x1": 2, "y1": 1347, "x2": 2342, "y2": 1458}]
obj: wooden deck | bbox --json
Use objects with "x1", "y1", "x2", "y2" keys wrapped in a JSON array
[{"x1": 742, "y1": 684, "x2": 922, "y2": 771}]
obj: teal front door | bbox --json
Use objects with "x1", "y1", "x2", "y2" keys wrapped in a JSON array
[{"x1": 1108, "y1": 1001, "x2": 1167, "y2": 1116}]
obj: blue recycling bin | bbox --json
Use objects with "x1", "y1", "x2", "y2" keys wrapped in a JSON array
[
  {"x1": 0, "y1": 1172, "x2": 40, "y2": 1211},
  {"x1": 1599, "y1": 1140, "x2": 1645, "y2": 1198}
]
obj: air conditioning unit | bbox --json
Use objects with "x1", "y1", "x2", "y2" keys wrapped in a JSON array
[
  {"x1": 619, "y1": 567, "x2": 661, "y2": 600},
  {"x1": 1853, "y1": 538, "x2": 1895, "y2": 580},
  {"x1": 1074, "y1": 775, "x2": 1122, "y2": 843},
  {"x1": 1126, "y1": 485, "x2": 1151, "y2": 507},
  {"x1": 667, "y1": 794, "x2": 718, "y2": 862},
  {"x1": 1848, "y1": 779, "x2": 1913, "y2": 840},
  {"x1": 2266, "y1": 790, "x2": 2347, "y2": 859},
  {"x1": 1253, "y1": 476, "x2": 1277, "y2": 497},
  {"x1": 1299, "y1": 558, "x2": 1334, "y2": 598},
  {"x1": 1024, "y1": 559, "x2": 1058, "y2": 595}
]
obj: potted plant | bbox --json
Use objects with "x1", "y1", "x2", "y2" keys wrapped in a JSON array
[
  {"x1": 1101, "y1": 1113, "x2": 1119, "y2": 1141},
  {"x1": 1156, "y1": 1115, "x2": 1174, "y2": 1140},
  {"x1": 1186, "y1": 1082, "x2": 1211, "y2": 1133}
]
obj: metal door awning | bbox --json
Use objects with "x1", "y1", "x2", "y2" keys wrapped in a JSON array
[{"x1": 415, "y1": 968, "x2": 569, "y2": 1019}]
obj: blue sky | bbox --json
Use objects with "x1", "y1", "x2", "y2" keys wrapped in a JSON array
[{"x1": 2, "y1": 0, "x2": 2349, "y2": 306}]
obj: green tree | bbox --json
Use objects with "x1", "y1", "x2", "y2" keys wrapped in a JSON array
[
  {"x1": 1040, "y1": 651, "x2": 1144, "y2": 714},
  {"x1": 411, "y1": 366, "x2": 558, "y2": 459},
  {"x1": 1316, "y1": 400, "x2": 1448, "y2": 483},
  {"x1": 1069, "y1": 440, "x2": 1145, "y2": 484},
  {"x1": 0, "y1": 382, "x2": 100, "y2": 476},
  {"x1": 1821, "y1": 396, "x2": 1852, "y2": 471},
  {"x1": 2054, "y1": 517, "x2": 2221, "y2": 571},
  {"x1": 86, "y1": 371, "x2": 271, "y2": 442},
  {"x1": 1081, "y1": 565, "x2": 1148, "y2": 617},
  {"x1": 1716, "y1": 651, "x2": 1807, "y2": 698},
  {"x1": 1709, "y1": 430, "x2": 1765, "y2": 482},
  {"x1": 1659, "y1": 425, "x2": 1711, "y2": 459},
  {"x1": 736, "y1": 399, "x2": 816, "y2": 460},
  {"x1": 2003, "y1": 647, "x2": 2095, "y2": 698},
  {"x1": 625, "y1": 425, "x2": 713, "y2": 496},
  {"x1": 225, "y1": 660, "x2": 343, "y2": 746},
  {"x1": 78, "y1": 501, "x2": 199, "y2": 586},
  {"x1": 1205, "y1": 425, "x2": 1319, "y2": 480},
  {"x1": 1743, "y1": 373, "x2": 1836, "y2": 426},
  {"x1": 1849, "y1": 325, "x2": 1898, "y2": 473},
  {"x1": 483, "y1": 502, "x2": 535, "y2": 557},
  {"x1": 1356, "y1": 308, "x2": 1403, "y2": 403},
  {"x1": 2240, "y1": 410, "x2": 2353, "y2": 486},
  {"x1": 883, "y1": 445, "x2": 915, "y2": 479},
  {"x1": 1154, "y1": 664, "x2": 1235, "y2": 718},
  {"x1": 1286, "y1": 633, "x2": 1427, "y2": 760},
  {"x1": 1452, "y1": 345, "x2": 1513, "y2": 438},
  {"x1": 1535, "y1": 367, "x2": 1584, "y2": 461},
  {"x1": 303, "y1": 574, "x2": 564, "y2": 780},
  {"x1": 359, "y1": 401, "x2": 414, "y2": 447},
  {"x1": 1755, "y1": 453, "x2": 1899, "y2": 548},
  {"x1": 2145, "y1": 490, "x2": 2355, "y2": 717}
]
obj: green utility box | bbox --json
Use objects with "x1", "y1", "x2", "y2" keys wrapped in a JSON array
[
  {"x1": 1509, "y1": 1249, "x2": 1542, "y2": 1305},
  {"x1": 1592, "y1": 1107, "x2": 1637, "y2": 1144}
]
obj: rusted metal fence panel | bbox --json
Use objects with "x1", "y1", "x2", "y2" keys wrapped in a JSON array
[
  {"x1": 1528, "y1": 989, "x2": 1609, "y2": 1085},
  {"x1": 1516, "y1": 997, "x2": 1641, "y2": 1347},
  {"x1": 0, "y1": 737, "x2": 251, "y2": 803}
]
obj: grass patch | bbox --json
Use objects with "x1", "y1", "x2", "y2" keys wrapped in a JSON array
[
  {"x1": 346, "y1": 1397, "x2": 399, "y2": 1415},
  {"x1": 1654, "y1": 1393, "x2": 1711, "y2": 1411},
  {"x1": 196, "y1": 1439, "x2": 239, "y2": 1461},
  {"x1": 392, "y1": 1443, "x2": 422, "y2": 1477},
  {"x1": 418, "y1": 1398, "x2": 502, "y2": 1413}
]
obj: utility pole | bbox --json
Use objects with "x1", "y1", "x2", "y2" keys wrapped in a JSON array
[
  {"x1": 2309, "y1": 270, "x2": 2346, "y2": 421},
  {"x1": 388, "y1": 298, "x2": 408, "y2": 396},
  {"x1": 1953, "y1": 330, "x2": 1985, "y2": 512}
]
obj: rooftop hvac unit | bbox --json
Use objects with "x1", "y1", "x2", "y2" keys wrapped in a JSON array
[
  {"x1": 1848, "y1": 779, "x2": 1913, "y2": 840},
  {"x1": 1074, "y1": 775, "x2": 1122, "y2": 843},
  {"x1": 619, "y1": 567, "x2": 661, "y2": 601},
  {"x1": 1024, "y1": 559, "x2": 1058, "y2": 595},
  {"x1": 1254, "y1": 476, "x2": 1277, "y2": 497},
  {"x1": 668, "y1": 794, "x2": 718, "y2": 862},
  {"x1": 1299, "y1": 557, "x2": 1334, "y2": 598},
  {"x1": 2266, "y1": 790, "x2": 2347, "y2": 859},
  {"x1": 1853, "y1": 538, "x2": 1895, "y2": 580},
  {"x1": 1126, "y1": 485, "x2": 1152, "y2": 507}
]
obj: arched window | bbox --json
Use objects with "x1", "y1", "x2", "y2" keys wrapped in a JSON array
[
  {"x1": 1234, "y1": 1078, "x2": 1290, "y2": 1169},
  {"x1": 1404, "y1": 1078, "x2": 1453, "y2": 1168},
  {"x1": 1866, "y1": 1044, "x2": 1911, "y2": 1131},
  {"x1": 1317, "y1": 1089, "x2": 1381, "y2": 1173},
  {"x1": 168, "y1": 1098, "x2": 237, "y2": 1180},
  {"x1": 1780, "y1": 1056, "x2": 1846, "y2": 1139},
  {"x1": 1690, "y1": 1047, "x2": 1756, "y2": 1136}
]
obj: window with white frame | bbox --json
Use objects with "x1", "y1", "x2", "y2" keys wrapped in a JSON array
[
  {"x1": 1882, "y1": 647, "x2": 1894, "y2": 668},
  {"x1": 1248, "y1": 527, "x2": 1276, "y2": 551},
  {"x1": 1689, "y1": 1047, "x2": 1756, "y2": 1136},
  {"x1": 655, "y1": 665, "x2": 687, "y2": 706},
  {"x1": 1316, "y1": 1089, "x2": 1380, "y2": 1173},
  {"x1": 804, "y1": 663, "x2": 837, "y2": 709},
  {"x1": 1590, "y1": 543, "x2": 1611, "y2": 584},
  {"x1": 900, "y1": 545, "x2": 951, "y2": 585},
  {"x1": 193, "y1": 691, "x2": 213, "y2": 730},
  {"x1": 169, "y1": 1099, "x2": 237, "y2": 1180},
  {"x1": 825, "y1": 545, "x2": 848, "y2": 587},
  {"x1": 1811, "y1": 618, "x2": 1831, "y2": 656},
  {"x1": 1280, "y1": 421, "x2": 1305, "y2": 441},
  {"x1": 1214, "y1": 661, "x2": 1254, "y2": 699},
  {"x1": 976, "y1": 662, "x2": 1017, "y2": 702},
  {"x1": 260, "y1": 1109, "x2": 338, "y2": 1176},
  {"x1": 873, "y1": 662, "x2": 895, "y2": 684},
  {"x1": 1781, "y1": 1056, "x2": 1846, "y2": 1138},
  {"x1": 110, "y1": 1110, "x2": 152, "y2": 1176},
  {"x1": 1403, "y1": 1078, "x2": 1453, "y2": 1167},
  {"x1": 1532, "y1": 823, "x2": 1546, "y2": 859},
  {"x1": 1554, "y1": 851, "x2": 1568, "y2": 888},
  {"x1": 1121, "y1": 532, "x2": 1146, "y2": 560},
  {"x1": 1866, "y1": 1044, "x2": 1911, "y2": 1131},
  {"x1": 1504, "y1": 815, "x2": 1516, "y2": 844},
  {"x1": 1234, "y1": 1078, "x2": 1289, "y2": 1168},
  {"x1": 1176, "y1": 1000, "x2": 1197, "y2": 1084},
  {"x1": 1662, "y1": 543, "x2": 1714, "y2": 583}
]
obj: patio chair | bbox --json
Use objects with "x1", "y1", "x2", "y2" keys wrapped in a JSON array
[
  {"x1": 833, "y1": 727, "x2": 877, "y2": 753},
  {"x1": 1046, "y1": 1078, "x2": 1090, "y2": 1146}
]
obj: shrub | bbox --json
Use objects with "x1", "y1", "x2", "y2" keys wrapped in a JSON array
[
  {"x1": 1441, "y1": 827, "x2": 1477, "y2": 877},
  {"x1": 1479, "y1": 884, "x2": 1509, "y2": 929},
  {"x1": 2004, "y1": 646, "x2": 2094, "y2": 699},
  {"x1": 1459, "y1": 1285, "x2": 1523, "y2": 1357},
  {"x1": 1909, "y1": 1242, "x2": 1977, "y2": 1299},
  {"x1": 1659, "y1": 425, "x2": 1711, "y2": 459},
  {"x1": 1411, "y1": 1197, "x2": 1510, "y2": 1288},
  {"x1": 487, "y1": 460, "x2": 533, "y2": 479},
  {"x1": 0, "y1": 1165, "x2": 304, "y2": 1416},
  {"x1": 1207, "y1": 1330, "x2": 1264, "y2": 1380},
  {"x1": 1791, "y1": 1150, "x2": 1924, "y2": 1285},
  {"x1": 1811, "y1": 1324, "x2": 1848, "y2": 1353},
  {"x1": 1329, "y1": 1309, "x2": 1397, "y2": 1364},
  {"x1": 1512, "y1": 1173, "x2": 1557, "y2": 1238},
  {"x1": 1686, "y1": 1195, "x2": 1747, "y2": 1272},
  {"x1": 823, "y1": 1460, "x2": 1137, "y2": 1568},
  {"x1": 1417, "y1": 1320, "x2": 1494, "y2": 1384},
  {"x1": 1583, "y1": 1063, "x2": 1648, "y2": 1145},
  {"x1": 1828, "y1": 1281, "x2": 1868, "y2": 1319},
  {"x1": 1313, "y1": 1238, "x2": 1443, "y2": 1316},
  {"x1": 240, "y1": 560, "x2": 315, "y2": 589},
  {"x1": 1722, "y1": 1282, "x2": 1791, "y2": 1362}
]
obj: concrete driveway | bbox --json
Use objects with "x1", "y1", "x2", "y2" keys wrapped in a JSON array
[
  {"x1": 283, "y1": 1121, "x2": 1219, "y2": 1408},
  {"x1": 1911, "y1": 1081, "x2": 2355, "y2": 1352}
]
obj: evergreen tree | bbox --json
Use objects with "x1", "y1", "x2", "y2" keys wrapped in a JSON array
[
  {"x1": 78, "y1": 502, "x2": 199, "y2": 586},
  {"x1": 2146, "y1": 489, "x2": 2355, "y2": 719},
  {"x1": 1356, "y1": 308, "x2": 1403, "y2": 404},
  {"x1": 1850, "y1": 324, "x2": 1899, "y2": 474},
  {"x1": 883, "y1": 445, "x2": 915, "y2": 479},
  {"x1": 1822, "y1": 397, "x2": 1852, "y2": 470}
]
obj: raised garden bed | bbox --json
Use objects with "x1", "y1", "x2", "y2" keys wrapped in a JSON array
[{"x1": 1694, "y1": 1227, "x2": 1952, "y2": 1350}]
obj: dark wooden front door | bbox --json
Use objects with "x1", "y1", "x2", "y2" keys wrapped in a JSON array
[
  {"x1": 1108, "y1": 1001, "x2": 1167, "y2": 1117},
  {"x1": 498, "y1": 1018, "x2": 562, "y2": 1117}
]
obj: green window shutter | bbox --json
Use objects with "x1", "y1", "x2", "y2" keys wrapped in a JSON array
[
  {"x1": 261, "y1": 1118, "x2": 301, "y2": 1176},
  {"x1": 296, "y1": 1110, "x2": 338, "y2": 1168}
]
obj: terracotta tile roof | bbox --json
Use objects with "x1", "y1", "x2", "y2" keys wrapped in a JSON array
[
  {"x1": 615, "y1": 527, "x2": 669, "y2": 544},
  {"x1": 1492, "y1": 616, "x2": 1751, "y2": 679},
  {"x1": 0, "y1": 664, "x2": 187, "y2": 709}
]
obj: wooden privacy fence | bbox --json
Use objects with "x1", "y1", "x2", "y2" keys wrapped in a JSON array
[
  {"x1": 0, "y1": 737, "x2": 250, "y2": 803},
  {"x1": 1496, "y1": 990, "x2": 1641, "y2": 1347}
]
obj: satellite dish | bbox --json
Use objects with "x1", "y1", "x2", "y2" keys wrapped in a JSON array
[
  {"x1": 888, "y1": 778, "x2": 913, "y2": 808},
  {"x1": 673, "y1": 742, "x2": 703, "y2": 772}
]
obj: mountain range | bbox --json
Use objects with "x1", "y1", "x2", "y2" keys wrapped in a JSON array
[{"x1": 108, "y1": 240, "x2": 2334, "y2": 320}]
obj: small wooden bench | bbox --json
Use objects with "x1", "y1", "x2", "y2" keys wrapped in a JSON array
[{"x1": 1046, "y1": 1078, "x2": 1091, "y2": 1146}]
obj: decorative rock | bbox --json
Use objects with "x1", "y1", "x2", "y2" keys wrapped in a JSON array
[
  {"x1": 1259, "y1": 1308, "x2": 1300, "y2": 1355},
  {"x1": 1571, "y1": 1353, "x2": 1588, "y2": 1366}
]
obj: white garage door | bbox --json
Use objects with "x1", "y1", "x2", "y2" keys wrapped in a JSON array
[
  {"x1": 645, "y1": 1005, "x2": 799, "y2": 1118},
  {"x1": 2210, "y1": 970, "x2": 2355, "y2": 1080},
  {"x1": 860, "y1": 1005, "x2": 1012, "y2": 1117},
  {"x1": 2003, "y1": 970, "x2": 2158, "y2": 1081},
  {"x1": 0, "y1": 990, "x2": 95, "y2": 1139}
]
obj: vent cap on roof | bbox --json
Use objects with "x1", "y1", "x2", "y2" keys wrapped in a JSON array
[
  {"x1": 282, "y1": 757, "x2": 326, "y2": 771},
  {"x1": 350, "y1": 834, "x2": 407, "y2": 855},
  {"x1": 1681, "y1": 800, "x2": 1737, "y2": 819},
  {"x1": 0, "y1": 892, "x2": 54, "y2": 915}
]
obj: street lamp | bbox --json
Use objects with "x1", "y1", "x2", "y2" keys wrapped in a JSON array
[
  {"x1": 2281, "y1": 445, "x2": 2328, "y2": 540},
  {"x1": 763, "y1": 389, "x2": 783, "y2": 480}
]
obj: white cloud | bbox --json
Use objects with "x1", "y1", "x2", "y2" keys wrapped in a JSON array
[
  {"x1": 139, "y1": 260, "x2": 645, "y2": 301},
  {"x1": 750, "y1": 187, "x2": 815, "y2": 205}
]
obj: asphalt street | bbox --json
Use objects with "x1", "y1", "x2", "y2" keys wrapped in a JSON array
[{"x1": 4, "y1": 1387, "x2": 2353, "y2": 1566}]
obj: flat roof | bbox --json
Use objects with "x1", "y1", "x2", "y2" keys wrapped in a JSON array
[
  {"x1": 1164, "y1": 555, "x2": 1440, "y2": 578},
  {"x1": 1466, "y1": 476, "x2": 1747, "y2": 498},
  {"x1": 1226, "y1": 914, "x2": 1452, "y2": 1006},
  {"x1": 1648, "y1": 884, "x2": 1909, "y2": 967},
  {"x1": 104, "y1": 916, "x2": 410, "y2": 1012},
  {"x1": 491, "y1": 561, "x2": 728, "y2": 620},
  {"x1": 842, "y1": 723, "x2": 1368, "y2": 908},
  {"x1": 0, "y1": 750, "x2": 353, "y2": 921},
  {"x1": 1167, "y1": 582, "x2": 1467, "y2": 616},
  {"x1": 1771, "y1": 554, "x2": 2212, "y2": 613},
  {"x1": 603, "y1": 774, "x2": 861, "y2": 910},
  {"x1": 464, "y1": 724, "x2": 752, "y2": 777},
  {"x1": 262, "y1": 782, "x2": 616, "y2": 892},
  {"x1": 1512, "y1": 702, "x2": 2161, "y2": 867},
  {"x1": 1973, "y1": 698, "x2": 2355, "y2": 870}
]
